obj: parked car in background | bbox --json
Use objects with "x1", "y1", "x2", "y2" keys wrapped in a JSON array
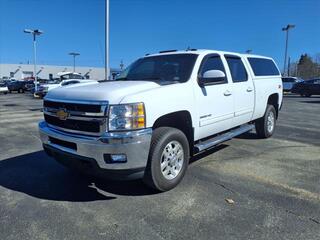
[
  {"x1": 24, "y1": 80, "x2": 35, "y2": 91},
  {"x1": 33, "y1": 72, "x2": 89, "y2": 98},
  {"x1": 34, "y1": 79, "x2": 97, "y2": 98},
  {"x1": 58, "y1": 72, "x2": 85, "y2": 80},
  {"x1": 282, "y1": 77, "x2": 304, "y2": 92},
  {"x1": 3, "y1": 79, "x2": 15, "y2": 85},
  {"x1": 291, "y1": 79, "x2": 320, "y2": 97},
  {"x1": 7, "y1": 80, "x2": 28, "y2": 93},
  {"x1": 1, "y1": 76, "x2": 10, "y2": 81},
  {"x1": 0, "y1": 82, "x2": 9, "y2": 94}
]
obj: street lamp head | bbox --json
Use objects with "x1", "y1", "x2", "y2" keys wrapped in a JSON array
[
  {"x1": 24, "y1": 29, "x2": 33, "y2": 34},
  {"x1": 282, "y1": 24, "x2": 295, "y2": 31},
  {"x1": 34, "y1": 29, "x2": 44, "y2": 35},
  {"x1": 24, "y1": 29, "x2": 43, "y2": 35},
  {"x1": 69, "y1": 52, "x2": 80, "y2": 56}
]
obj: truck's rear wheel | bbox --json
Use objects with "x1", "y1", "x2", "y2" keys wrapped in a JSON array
[
  {"x1": 255, "y1": 105, "x2": 276, "y2": 138},
  {"x1": 143, "y1": 127, "x2": 189, "y2": 192}
]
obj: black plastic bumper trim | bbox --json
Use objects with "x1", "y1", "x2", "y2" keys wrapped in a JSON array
[{"x1": 43, "y1": 144, "x2": 145, "y2": 180}]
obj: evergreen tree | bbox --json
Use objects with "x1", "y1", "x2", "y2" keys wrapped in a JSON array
[{"x1": 297, "y1": 54, "x2": 317, "y2": 79}]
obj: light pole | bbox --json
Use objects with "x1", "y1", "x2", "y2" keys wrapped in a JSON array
[
  {"x1": 105, "y1": 0, "x2": 110, "y2": 80},
  {"x1": 24, "y1": 29, "x2": 43, "y2": 91},
  {"x1": 69, "y1": 52, "x2": 80, "y2": 72},
  {"x1": 282, "y1": 24, "x2": 295, "y2": 76}
]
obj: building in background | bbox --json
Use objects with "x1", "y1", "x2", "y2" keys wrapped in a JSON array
[{"x1": 0, "y1": 64, "x2": 121, "y2": 80}]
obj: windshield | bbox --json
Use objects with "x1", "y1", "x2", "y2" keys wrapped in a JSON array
[{"x1": 116, "y1": 54, "x2": 198, "y2": 83}]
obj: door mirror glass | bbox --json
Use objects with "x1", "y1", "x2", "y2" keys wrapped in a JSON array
[{"x1": 199, "y1": 70, "x2": 226, "y2": 86}]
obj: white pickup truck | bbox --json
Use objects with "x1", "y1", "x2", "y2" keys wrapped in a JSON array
[{"x1": 39, "y1": 49, "x2": 283, "y2": 191}]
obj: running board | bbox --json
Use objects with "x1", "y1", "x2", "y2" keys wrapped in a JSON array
[{"x1": 194, "y1": 124, "x2": 255, "y2": 152}]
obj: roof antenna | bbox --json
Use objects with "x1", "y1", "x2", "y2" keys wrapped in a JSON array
[{"x1": 186, "y1": 46, "x2": 191, "y2": 51}]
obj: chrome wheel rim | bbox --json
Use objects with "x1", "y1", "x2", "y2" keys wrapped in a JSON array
[
  {"x1": 160, "y1": 141, "x2": 184, "y2": 180},
  {"x1": 267, "y1": 111, "x2": 275, "y2": 133}
]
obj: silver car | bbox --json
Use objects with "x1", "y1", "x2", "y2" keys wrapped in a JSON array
[{"x1": 282, "y1": 77, "x2": 304, "y2": 92}]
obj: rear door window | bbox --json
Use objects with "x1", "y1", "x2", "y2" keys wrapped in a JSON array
[
  {"x1": 314, "y1": 79, "x2": 320, "y2": 84},
  {"x1": 248, "y1": 58, "x2": 280, "y2": 76},
  {"x1": 225, "y1": 56, "x2": 248, "y2": 82}
]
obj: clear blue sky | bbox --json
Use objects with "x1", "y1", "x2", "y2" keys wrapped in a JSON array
[{"x1": 0, "y1": 0, "x2": 319, "y2": 69}]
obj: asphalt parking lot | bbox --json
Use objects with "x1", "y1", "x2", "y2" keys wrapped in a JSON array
[{"x1": 0, "y1": 93, "x2": 319, "y2": 240}]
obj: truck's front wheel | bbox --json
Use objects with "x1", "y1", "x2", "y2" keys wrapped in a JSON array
[
  {"x1": 255, "y1": 105, "x2": 276, "y2": 138},
  {"x1": 143, "y1": 127, "x2": 189, "y2": 192}
]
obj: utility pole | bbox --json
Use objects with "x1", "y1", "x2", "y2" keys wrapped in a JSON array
[
  {"x1": 69, "y1": 52, "x2": 80, "y2": 72},
  {"x1": 24, "y1": 29, "x2": 43, "y2": 91},
  {"x1": 282, "y1": 24, "x2": 295, "y2": 76},
  {"x1": 287, "y1": 56, "x2": 291, "y2": 76},
  {"x1": 105, "y1": 0, "x2": 110, "y2": 80}
]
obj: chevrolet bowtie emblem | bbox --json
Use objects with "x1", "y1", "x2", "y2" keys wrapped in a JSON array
[{"x1": 56, "y1": 109, "x2": 69, "y2": 121}]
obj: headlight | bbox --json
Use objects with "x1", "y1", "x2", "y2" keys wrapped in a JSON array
[{"x1": 108, "y1": 103, "x2": 146, "y2": 131}]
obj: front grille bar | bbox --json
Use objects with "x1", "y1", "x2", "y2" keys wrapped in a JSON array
[
  {"x1": 43, "y1": 99, "x2": 108, "y2": 136},
  {"x1": 44, "y1": 107, "x2": 106, "y2": 118}
]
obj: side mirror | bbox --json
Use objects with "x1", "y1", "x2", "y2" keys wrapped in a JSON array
[{"x1": 199, "y1": 70, "x2": 226, "y2": 87}]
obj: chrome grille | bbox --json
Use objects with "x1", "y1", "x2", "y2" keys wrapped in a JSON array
[{"x1": 43, "y1": 99, "x2": 108, "y2": 136}]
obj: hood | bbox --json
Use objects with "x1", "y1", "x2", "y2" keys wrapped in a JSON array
[{"x1": 45, "y1": 80, "x2": 160, "y2": 103}]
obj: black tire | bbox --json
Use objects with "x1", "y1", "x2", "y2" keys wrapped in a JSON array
[
  {"x1": 255, "y1": 105, "x2": 276, "y2": 138},
  {"x1": 301, "y1": 92, "x2": 311, "y2": 97},
  {"x1": 143, "y1": 127, "x2": 190, "y2": 192}
]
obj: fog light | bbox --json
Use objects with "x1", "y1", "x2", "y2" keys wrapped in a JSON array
[{"x1": 104, "y1": 154, "x2": 127, "y2": 164}]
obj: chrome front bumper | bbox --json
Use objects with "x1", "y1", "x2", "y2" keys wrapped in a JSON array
[{"x1": 39, "y1": 121, "x2": 152, "y2": 173}]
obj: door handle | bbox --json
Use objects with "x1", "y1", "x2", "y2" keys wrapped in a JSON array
[
  {"x1": 224, "y1": 90, "x2": 232, "y2": 96},
  {"x1": 246, "y1": 87, "x2": 253, "y2": 92}
]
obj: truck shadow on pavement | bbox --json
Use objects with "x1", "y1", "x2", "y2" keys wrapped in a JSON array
[
  {"x1": 0, "y1": 151, "x2": 156, "y2": 202},
  {"x1": 190, "y1": 144, "x2": 229, "y2": 164},
  {"x1": 235, "y1": 131, "x2": 260, "y2": 140}
]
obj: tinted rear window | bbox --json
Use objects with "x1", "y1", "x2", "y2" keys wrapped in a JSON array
[
  {"x1": 248, "y1": 58, "x2": 280, "y2": 76},
  {"x1": 225, "y1": 56, "x2": 248, "y2": 82}
]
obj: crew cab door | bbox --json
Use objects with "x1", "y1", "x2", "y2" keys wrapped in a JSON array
[
  {"x1": 224, "y1": 55, "x2": 254, "y2": 126},
  {"x1": 194, "y1": 54, "x2": 234, "y2": 140}
]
